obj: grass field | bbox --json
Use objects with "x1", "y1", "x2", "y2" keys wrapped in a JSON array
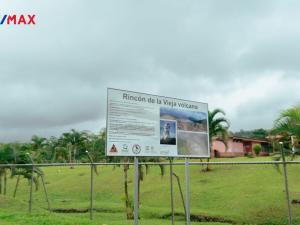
[{"x1": 1, "y1": 157, "x2": 300, "y2": 225}]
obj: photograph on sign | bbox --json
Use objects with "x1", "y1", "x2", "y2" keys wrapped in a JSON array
[
  {"x1": 160, "y1": 120, "x2": 177, "y2": 145},
  {"x1": 106, "y1": 88, "x2": 209, "y2": 157}
]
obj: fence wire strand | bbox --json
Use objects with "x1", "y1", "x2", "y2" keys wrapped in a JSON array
[{"x1": 1, "y1": 160, "x2": 300, "y2": 168}]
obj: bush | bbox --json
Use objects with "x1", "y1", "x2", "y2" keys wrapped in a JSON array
[{"x1": 253, "y1": 144, "x2": 262, "y2": 156}]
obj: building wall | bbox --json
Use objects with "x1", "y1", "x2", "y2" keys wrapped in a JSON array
[
  {"x1": 212, "y1": 139, "x2": 244, "y2": 158},
  {"x1": 212, "y1": 138, "x2": 269, "y2": 158},
  {"x1": 212, "y1": 140, "x2": 226, "y2": 152},
  {"x1": 228, "y1": 140, "x2": 244, "y2": 153},
  {"x1": 212, "y1": 140, "x2": 244, "y2": 153}
]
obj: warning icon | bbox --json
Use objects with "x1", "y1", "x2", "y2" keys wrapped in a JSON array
[{"x1": 110, "y1": 144, "x2": 118, "y2": 153}]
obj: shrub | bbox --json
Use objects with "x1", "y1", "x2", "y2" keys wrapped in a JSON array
[{"x1": 253, "y1": 144, "x2": 262, "y2": 156}]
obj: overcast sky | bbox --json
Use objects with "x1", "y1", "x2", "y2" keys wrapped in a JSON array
[{"x1": 1, "y1": 0, "x2": 300, "y2": 142}]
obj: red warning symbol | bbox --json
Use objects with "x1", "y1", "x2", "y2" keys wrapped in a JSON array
[{"x1": 110, "y1": 144, "x2": 118, "y2": 153}]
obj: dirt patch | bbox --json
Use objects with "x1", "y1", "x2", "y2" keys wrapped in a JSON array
[
  {"x1": 51, "y1": 207, "x2": 123, "y2": 214},
  {"x1": 161, "y1": 212, "x2": 235, "y2": 224},
  {"x1": 52, "y1": 208, "x2": 88, "y2": 213},
  {"x1": 292, "y1": 199, "x2": 300, "y2": 204},
  {"x1": 94, "y1": 208, "x2": 123, "y2": 213},
  {"x1": 52, "y1": 208, "x2": 235, "y2": 223}
]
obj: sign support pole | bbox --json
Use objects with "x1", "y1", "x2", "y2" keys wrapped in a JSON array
[
  {"x1": 134, "y1": 157, "x2": 139, "y2": 225},
  {"x1": 185, "y1": 158, "x2": 190, "y2": 225},
  {"x1": 170, "y1": 158, "x2": 175, "y2": 225}
]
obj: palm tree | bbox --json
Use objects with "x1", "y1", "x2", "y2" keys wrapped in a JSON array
[
  {"x1": 203, "y1": 108, "x2": 230, "y2": 171},
  {"x1": 273, "y1": 106, "x2": 300, "y2": 138},
  {"x1": 30, "y1": 136, "x2": 49, "y2": 163},
  {"x1": 83, "y1": 130, "x2": 106, "y2": 163},
  {"x1": 0, "y1": 144, "x2": 15, "y2": 195},
  {"x1": 31, "y1": 136, "x2": 47, "y2": 152},
  {"x1": 1, "y1": 143, "x2": 42, "y2": 197},
  {"x1": 59, "y1": 129, "x2": 89, "y2": 163},
  {"x1": 209, "y1": 108, "x2": 230, "y2": 145},
  {"x1": 272, "y1": 106, "x2": 300, "y2": 163}
]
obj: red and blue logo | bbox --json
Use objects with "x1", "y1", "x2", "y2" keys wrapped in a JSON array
[{"x1": 0, "y1": 14, "x2": 36, "y2": 25}]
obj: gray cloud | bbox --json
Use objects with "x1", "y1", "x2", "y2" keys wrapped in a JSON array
[{"x1": 1, "y1": 0, "x2": 300, "y2": 142}]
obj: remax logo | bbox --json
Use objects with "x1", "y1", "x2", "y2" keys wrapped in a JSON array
[{"x1": 0, "y1": 14, "x2": 36, "y2": 25}]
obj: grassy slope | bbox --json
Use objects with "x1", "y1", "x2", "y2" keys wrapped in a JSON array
[{"x1": 1, "y1": 157, "x2": 300, "y2": 224}]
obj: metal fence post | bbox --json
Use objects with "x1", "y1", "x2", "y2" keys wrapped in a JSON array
[
  {"x1": 134, "y1": 157, "x2": 139, "y2": 225},
  {"x1": 280, "y1": 143, "x2": 292, "y2": 225},
  {"x1": 90, "y1": 163, "x2": 94, "y2": 220},
  {"x1": 170, "y1": 158, "x2": 175, "y2": 225},
  {"x1": 86, "y1": 151, "x2": 94, "y2": 220},
  {"x1": 26, "y1": 153, "x2": 34, "y2": 213},
  {"x1": 29, "y1": 164, "x2": 34, "y2": 213},
  {"x1": 185, "y1": 158, "x2": 190, "y2": 225}
]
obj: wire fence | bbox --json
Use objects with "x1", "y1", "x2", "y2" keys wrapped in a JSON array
[
  {"x1": 0, "y1": 160, "x2": 299, "y2": 225},
  {"x1": 2, "y1": 160, "x2": 300, "y2": 167}
]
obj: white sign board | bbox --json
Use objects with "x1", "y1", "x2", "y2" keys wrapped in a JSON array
[{"x1": 106, "y1": 88, "x2": 210, "y2": 157}]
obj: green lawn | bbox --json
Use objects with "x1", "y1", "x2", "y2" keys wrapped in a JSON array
[{"x1": 1, "y1": 157, "x2": 300, "y2": 224}]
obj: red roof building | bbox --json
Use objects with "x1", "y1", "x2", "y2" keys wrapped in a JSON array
[{"x1": 212, "y1": 136, "x2": 270, "y2": 158}]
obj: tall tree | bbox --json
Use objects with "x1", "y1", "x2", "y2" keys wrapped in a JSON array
[
  {"x1": 271, "y1": 106, "x2": 300, "y2": 169},
  {"x1": 204, "y1": 108, "x2": 230, "y2": 171},
  {"x1": 30, "y1": 136, "x2": 49, "y2": 163},
  {"x1": 209, "y1": 108, "x2": 230, "y2": 145},
  {"x1": 59, "y1": 129, "x2": 88, "y2": 163},
  {"x1": 272, "y1": 106, "x2": 300, "y2": 160},
  {"x1": 273, "y1": 106, "x2": 300, "y2": 138},
  {"x1": 0, "y1": 144, "x2": 15, "y2": 195}
]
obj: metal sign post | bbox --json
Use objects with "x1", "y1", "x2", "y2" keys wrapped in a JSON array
[
  {"x1": 170, "y1": 158, "x2": 175, "y2": 225},
  {"x1": 134, "y1": 157, "x2": 139, "y2": 225},
  {"x1": 185, "y1": 158, "x2": 190, "y2": 225},
  {"x1": 280, "y1": 143, "x2": 292, "y2": 225}
]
